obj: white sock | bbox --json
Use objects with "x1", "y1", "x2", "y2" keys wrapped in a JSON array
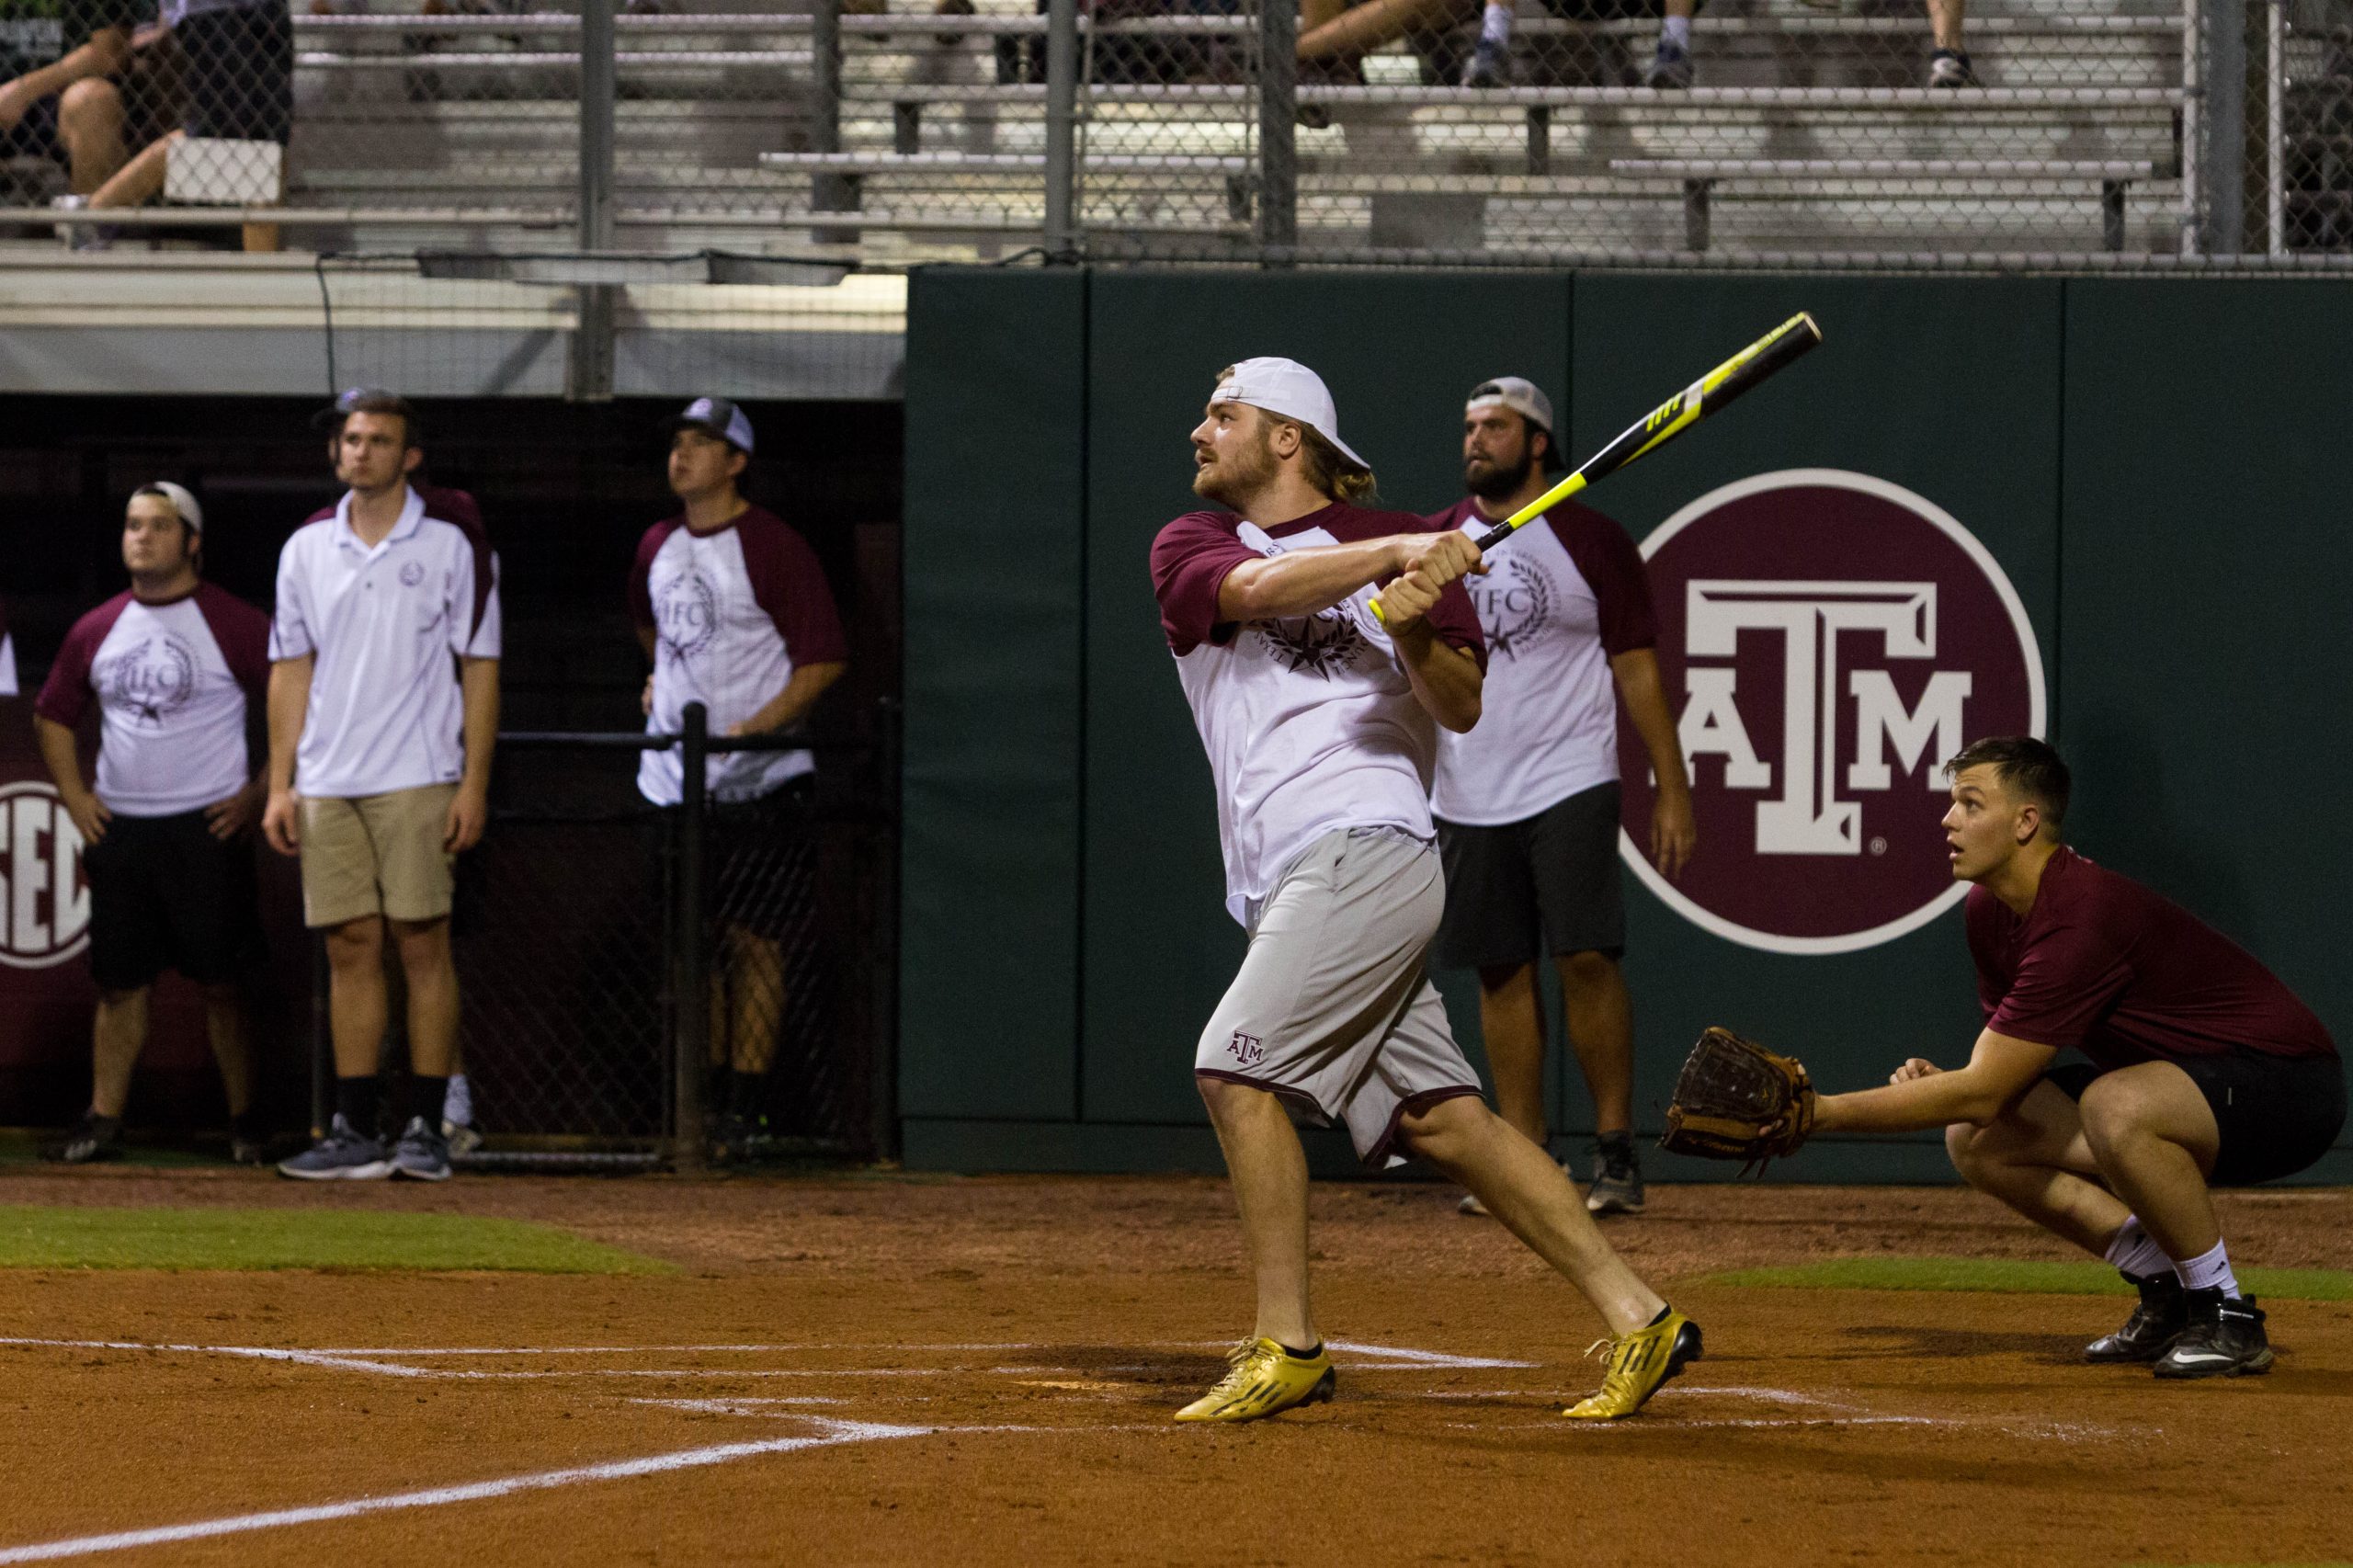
[
  {"x1": 1660, "y1": 14, "x2": 1691, "y2": 48},
  {"x1": 2173, "y1": 1238, "x2": 2241, "y2": 1300},
  {"x1": 2101, "y1": 1215, "x2": 2170, "y2": 1278},
  {"x1": 443, "y1": 1073, "x2": 472, "y2": 1127},
  {"x1": 1480, "y1": 3, "x2": 1512, "y2": 48}
]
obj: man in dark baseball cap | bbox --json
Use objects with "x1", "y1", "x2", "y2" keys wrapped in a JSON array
[{"x1": 663, "y1": 396, "x2": 756, "y2": 456}]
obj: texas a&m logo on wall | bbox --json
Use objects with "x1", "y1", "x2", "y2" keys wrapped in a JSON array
[
  {"x1": 1618, "y1": 470, "x2": 2046, "y2": 954},
  {"x1": 0, "y1": 781, "x2": 90, "y2": 969}
]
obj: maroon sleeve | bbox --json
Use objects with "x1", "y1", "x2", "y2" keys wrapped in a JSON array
[
  {"x1": 1150, "y1": 512, "x2": 1257, "y2": 656},
  {"x1": 1984, "y1": 920, "x2": 2135, "y2": 1050},
  {"x1": 33, "y1": 595, "x2": 131, "y2": 728},
  {"x1": 1551, "y1": 506, "x2": 1657, "y2": 656},
  {"x1": 418, "y1": 490, "x2": 498, "y2": 644},
  {"x1": 416, "y1": 485, "x2": 484, "y2": 535},
  {"x1": 195, "y1": 585, "x2": 272, "y2": 701},
  {"x1": 1423, "y1": 579, "x2": 1488, "y2": 674},
  {"x1": 629, "y1": 519, "x2": 679, "y2": 631},
  {"x1": 740, "y1": 511, "x2": 849, "y2": 665}
]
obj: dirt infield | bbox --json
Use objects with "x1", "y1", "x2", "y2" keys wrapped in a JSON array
[{"x1": 1, "y1": 1171, "x2": 2349, "y2": 1567}]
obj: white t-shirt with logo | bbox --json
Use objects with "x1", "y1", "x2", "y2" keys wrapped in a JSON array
[
  {"x1": 35, "y1": 585, "x2": 270, "y2": 816},
  {"x1": 1426, "y1": 497, "x2": 1658, "y2": 827},
  {"x1": 629, "y1": 505, "x2": 849, "y2": 806},
  {"x1": 269, "y1": 487, "x2": 502, "y2": 799},
  {"x1": 1151, "y1": 503, "x2": 1488, "y2": 925}
]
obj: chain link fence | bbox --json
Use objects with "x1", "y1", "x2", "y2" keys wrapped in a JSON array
[
  {"x1": 320, "y1": 703, "x2": 899, "y2": 1169},
  {"x1": 6, "y1": 4, "x2": 2347, "y2": 268}
]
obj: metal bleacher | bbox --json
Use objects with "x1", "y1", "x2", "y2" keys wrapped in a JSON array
[{"x1": 255, "y1": 1, "x2": 2209, "y2": 265}]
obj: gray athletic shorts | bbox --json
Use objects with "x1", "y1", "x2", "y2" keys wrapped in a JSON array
[{"x1": 1194, "y1": 826, "x2": 1483, "y2": 1168}]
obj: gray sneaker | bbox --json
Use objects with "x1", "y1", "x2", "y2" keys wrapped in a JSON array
[
  {"x1": 278, "y1": 1114, "x2": 392, "y2": 1181},
  {"x1": 392, "y1": 1117, "x2": 453, "y2": 1181},
  {"x1": 1585, "y1": 1137, "x2": 1645, "y2": 1215}
]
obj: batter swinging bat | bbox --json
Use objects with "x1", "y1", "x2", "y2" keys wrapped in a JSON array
[{"x1": 1372, "y1": 311, "x2": 1824, "y2": 625}]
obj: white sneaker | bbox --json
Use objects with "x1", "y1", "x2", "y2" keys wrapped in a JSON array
[{"x1": 51, "y1": 194, "x2": 112, "y2": 253}]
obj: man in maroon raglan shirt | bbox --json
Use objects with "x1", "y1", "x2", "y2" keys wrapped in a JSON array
[
  {"x1": 1804, "y1": 735, "x2": 2343, "y2": 1380},
  {"x1": 630, "y1": 396, "x2": 847, "y2": 1161},
  {"x1": 33, "y1": 482, "x2": 269, "y2": 1165},
  {"x1": 1151, "y1": 357, "x2": 1701, "y2": 1426}
]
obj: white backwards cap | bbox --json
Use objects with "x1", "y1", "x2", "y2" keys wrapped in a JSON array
[
  {"x1": 136, "y1": 481, "x2": 205, "y2": 533},
  {"x1": 1213, "y1": 357, "x2": 1370, "y2": 472}
]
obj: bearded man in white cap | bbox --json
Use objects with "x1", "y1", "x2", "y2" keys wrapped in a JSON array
[
  {"x1": 1150, "y1": 358, "x2": 1701, "y2": 1426},
  {"x1": 1428, "y1": 376, "x2": 1694, "y2": 1221},
  {"x1": 33, "y1": 481, "x2": 269, "y2": 1165}
]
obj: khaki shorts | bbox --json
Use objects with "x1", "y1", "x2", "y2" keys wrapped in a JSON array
[
  {"x1": 1195, "y1": 826, "x2": 1483, "y2": 1169},
  {"x1": 300, "y1": 784, "x2": 458, "y2": 928}
]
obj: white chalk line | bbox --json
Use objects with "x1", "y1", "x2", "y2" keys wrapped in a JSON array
[{"x1": 0, "y1": 1417, "x2": 929, "y2": 1566}]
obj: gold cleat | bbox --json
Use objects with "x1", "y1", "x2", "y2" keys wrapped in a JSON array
[
  {"x1": 1175, "y1": 1336, "x2": 1336, "y2": 1423},
  {"x1": 1561, "y1": 1308, "x2": 1702, "y2": 1420}
]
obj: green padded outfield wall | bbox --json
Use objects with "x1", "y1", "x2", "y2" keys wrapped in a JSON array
[
  {"x1": 900, "y1": 268, "x2": 1087, "y2": 1121},
  {"x1": 901, "y1": 269, "x2": 2352, "y2": 1180}
]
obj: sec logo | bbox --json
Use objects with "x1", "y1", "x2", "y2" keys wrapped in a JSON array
[
  {"x1": 0, "y1": 781, "x2": 91, "y2": 970},
  {"x1": 1618, "y1": 469, "x2": 2046, "y2": 954}
]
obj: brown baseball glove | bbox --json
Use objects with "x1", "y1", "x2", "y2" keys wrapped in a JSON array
[{"x1": 1660, "y1": 1026, "x2": 1817, "y2": 1174}]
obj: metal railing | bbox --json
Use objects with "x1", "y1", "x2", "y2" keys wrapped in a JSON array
[
  {"x1": 305, "y1": 699, "x2": 901, "y2": 1170},
  {"x1": 5, "y1": 0, "x2": 2346, "y2": 269}
]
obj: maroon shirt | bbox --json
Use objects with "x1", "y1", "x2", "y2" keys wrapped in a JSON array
[
  {"x1": 1968, "y1": 846, "x2": 2336, "y2": 1069},
  {"x1": 1152, "y1": 501, "x2": 1485, "y2": 665}
]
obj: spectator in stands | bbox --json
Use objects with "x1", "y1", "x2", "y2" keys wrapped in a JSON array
[
  {"x1": 1303, "y1": 0, "x2": 1970, "y2": 92},
  {"x1": 0, "y1": 0, "x2": 144, "y2": 217},
  {"x1": 1299, "y1": 0, "x2": 1681, "y2": 90},
  {"x1": 32, "y1": 482, "x2": 270, "y2": 1165},
  {"x1": 631, "y1": 398, "x2": 847, "y2": 1164},
  {"x1": 0, "y1": 597, "x2": 15, "y2": 696},
  {"x1": 60, "y1": 0, "x2": 296, "y2": 248},
  {"x1": 266, "y1": 390, "x2": 500, "y2": 1183},
  {"x1": 1632, "y1": 0, "x2": 1972, "y2": 90}
]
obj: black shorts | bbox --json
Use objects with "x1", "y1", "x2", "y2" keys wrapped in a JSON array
[
  {"x1": 176, "y1": 3, "x2": 293, "y2": 142},
  {"x1": 677, "y1": 778, "x2": 817, "y2": 945},
  {"x1": 83, "y1": 808, "x2": 262, "y2": 994},
  {"x1": 1434, "y1": 781, "x2": 1624, "y2": 971},
  {"x1": 2045, "y1": 1051, "x2": 2348, "y2": 1187},
  {"x1": 1, "y1": 94, "x2": 64, "y2": 165}
]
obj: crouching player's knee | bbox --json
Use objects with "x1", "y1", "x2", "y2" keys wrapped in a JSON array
[{"x1": 1944, "y1": 1119, "x2": 1994, "y2": 1187}]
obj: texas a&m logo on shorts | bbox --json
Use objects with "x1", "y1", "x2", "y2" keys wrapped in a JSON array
[
  {"x1": 1618, "y1": 470, "x2": 2045, "y2": 955},
  {"x1": 0, "y1": 781, "x2": 91, "y2": 970}
]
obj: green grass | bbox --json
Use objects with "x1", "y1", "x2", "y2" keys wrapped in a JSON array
[
  {"x1": 0, "y1": 1205, "x2": 673, "y2": 1274},
  {"x1": 1699, "y1": 1256, "x2": 2353, "y2": 1301}
]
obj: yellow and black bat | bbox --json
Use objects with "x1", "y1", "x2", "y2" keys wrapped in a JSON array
[{"x1": 1373, "y1": 311, "x2": 1823, "y2": 624}]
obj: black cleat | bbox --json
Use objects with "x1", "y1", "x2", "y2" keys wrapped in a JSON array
[
  {"x1": 2154, "y1": 1290, "x2": 2273, "y2": 1379},
  {"x1": 41, "y1": 1112, "x2": 122, "y2": 1165},
  {"x1": 2085, "y1": 1269, "x2": 2188, "y2": 1363}
]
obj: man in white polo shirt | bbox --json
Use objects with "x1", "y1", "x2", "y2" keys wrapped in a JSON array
[
  {"x1": 1428, "y1": 378, "x2": 1694, "y2": 1221},
  {"x1": 264, "y1": 390, "x2": 501, "y2": 1183},
  {"x1": 1152, "y1": 357, "x2": 1699, "y2": 1426},
  {"x1": 631, "y1": 396, "x2": 847, "y2": 1159},
  {"x1": 33, "y1": 482, "x2": 268, "y2": 1165}
]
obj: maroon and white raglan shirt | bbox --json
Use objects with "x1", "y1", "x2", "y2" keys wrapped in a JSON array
[
  {"x1": 0, "y1": 598, "x2": 16, "y2": 697},
  {"x1": 1969, "y1": 846, "x2": 2338, "y2": 1069},
  {"x1": 1424, "y1": 497, "x2": 1657, "y2": 827},
  {"x1": 1152, "y1": 502, "x2": 1488, "y2": 926},
  {"x1": 35, "y1": 585, "x2": 270, "y2": 816},
  {"x1": 271, "y1": 485, "x2": 502, "y2": 799},
  {"x1": 630, "y1": 504, "x2": 849, "y2": 805}
]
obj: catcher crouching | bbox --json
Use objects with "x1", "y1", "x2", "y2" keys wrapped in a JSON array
[{"x1": 1665, "y1": 736, "x2": 2343, "y2": 1380}]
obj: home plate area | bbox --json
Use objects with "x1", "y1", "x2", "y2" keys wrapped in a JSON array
[{"x1": 0, "y1": 1332, "x2": 2134, "y2": 1564}]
